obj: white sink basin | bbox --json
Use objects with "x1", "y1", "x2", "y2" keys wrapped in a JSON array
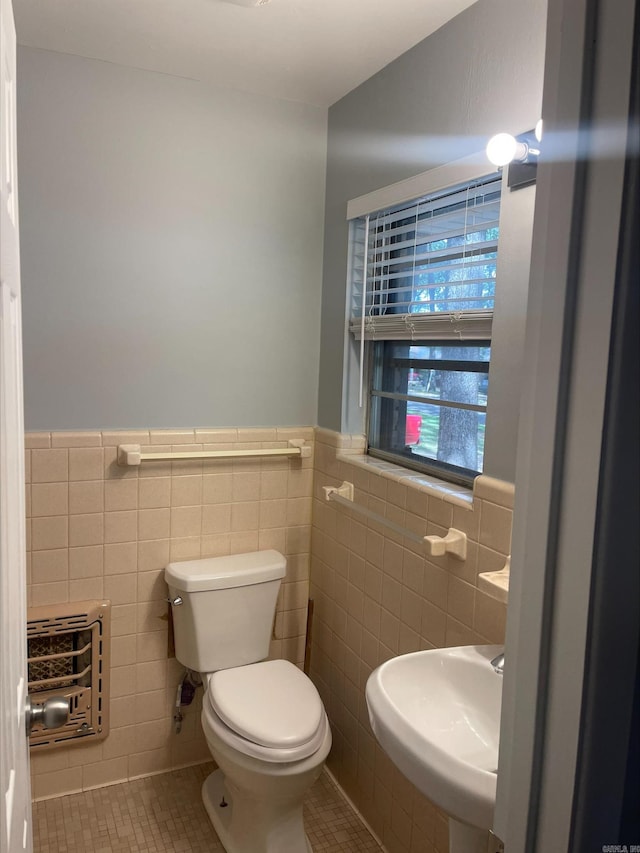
[{"x1": 365, "y1": 645, "x2": 503, "y2": 832}]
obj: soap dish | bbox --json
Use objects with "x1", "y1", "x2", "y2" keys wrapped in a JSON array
[{"x1": 478, "y1": 556, "x2": 510, "y2": 604}]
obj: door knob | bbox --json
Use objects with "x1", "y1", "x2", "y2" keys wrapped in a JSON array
[{"x1": 25, "y1": 695, "x2": 69, "y2": 735}]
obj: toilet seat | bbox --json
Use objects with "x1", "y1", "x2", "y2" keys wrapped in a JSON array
[
  {"x1": 203, "y1": 660, "x2": 327, "y2": 763},
  {"x1": 202, "y1": 700, "x2": 329, "y2": 764},
  {"x1": 208, "y1": 660, "x2": 323, "y2": 749}
]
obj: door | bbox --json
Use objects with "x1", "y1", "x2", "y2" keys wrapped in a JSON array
[{"x1": 0, "y1": 0, "x2": 32, "y2": 850}]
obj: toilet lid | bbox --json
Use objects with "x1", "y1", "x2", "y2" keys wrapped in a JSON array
[{"x1": 206, "y1": 660, "x2": 324, "y2": 749}]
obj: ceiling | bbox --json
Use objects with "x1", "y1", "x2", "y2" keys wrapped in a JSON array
[{"x1": 13, "y1": 0, "x2": 479, "y2": 107}]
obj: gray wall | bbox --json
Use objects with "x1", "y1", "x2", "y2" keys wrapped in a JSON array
[
  {"x1": 484, "y1": 182, "x2": 536, "y2": 480},
  {"x1": 18, "y1": 47, "x2": 327, "y2": 430},
  {"x1": 317, "y1": 0, "x2": 547, "y2": 481}
]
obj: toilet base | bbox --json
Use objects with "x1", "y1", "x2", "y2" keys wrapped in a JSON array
[{"x1": 202, "y1": 768, "x2": 312, "y2": 853}]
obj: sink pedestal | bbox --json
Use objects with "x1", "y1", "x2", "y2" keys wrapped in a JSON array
[
  {"x1": 449, "y1": 818, "x2": 488, "y2": 853},
  {"x1": 365, "y1": 646, "x2": 503, "y2": 853}
]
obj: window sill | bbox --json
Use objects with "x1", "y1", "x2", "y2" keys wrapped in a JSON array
[{"x1": 335, "y1": 444, "x2": 474, "y2": 510}]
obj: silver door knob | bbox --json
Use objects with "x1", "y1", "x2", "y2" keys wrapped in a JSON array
[{"x1": 25, "y1": 695, "x2": 69, "y2": 735}]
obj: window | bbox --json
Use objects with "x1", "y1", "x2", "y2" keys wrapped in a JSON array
[{"x1": 350, "y1": 173, "x2": 501, "y2": 485}]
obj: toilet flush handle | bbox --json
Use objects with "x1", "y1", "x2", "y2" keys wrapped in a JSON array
[{"x1": 167, "y1": 596, "x2": 183, "y2": 606}]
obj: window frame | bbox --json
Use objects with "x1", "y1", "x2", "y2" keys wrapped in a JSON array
[{"x1": 346, "y1": 154, "x2": 504, "y2": 486}]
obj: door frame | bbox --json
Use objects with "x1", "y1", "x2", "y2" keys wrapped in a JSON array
[{"x1": 494, "y1": 0, "x2": 639, "y2": 848}]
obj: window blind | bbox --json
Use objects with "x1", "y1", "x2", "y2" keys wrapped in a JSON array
[{"x1": 350, "y1": 174, "x2": 502, "y2": 341}]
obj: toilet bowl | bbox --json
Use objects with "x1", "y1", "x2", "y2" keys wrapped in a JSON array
[
  {"x1": 201, "y1": 660, "x2": 332, "y2": 853},
  {"x1": 165, "y1": 551, "x2": 332, "y2": 853}
]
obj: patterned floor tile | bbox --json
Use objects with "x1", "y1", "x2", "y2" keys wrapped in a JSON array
[{"x1": 33, "y1": 762, "x2": 383, "y2": 852}]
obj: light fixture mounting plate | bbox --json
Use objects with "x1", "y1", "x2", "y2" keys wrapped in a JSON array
[
  {"x1": 224, "y1": 0, "x2": 271, "y2": 7},
  {"x1": 507, "y1": 130, "x2": 539, "y2": 190}
]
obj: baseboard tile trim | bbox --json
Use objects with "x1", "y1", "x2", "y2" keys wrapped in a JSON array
[
  {"x1": 322, "y1": 766, "x2": 387, "y2": 852},
  {"x1": 31, "y1": 759, "x2": 214, "y2": 803},
  {"x1": 127, "y1": 758, "x2": 212, "y2": 784}
]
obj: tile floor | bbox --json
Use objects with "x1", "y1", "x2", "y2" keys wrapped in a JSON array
[{"x1": 33, "y1": 762, "x2": 383, "y2": 852}]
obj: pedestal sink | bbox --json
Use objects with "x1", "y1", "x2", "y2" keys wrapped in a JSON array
[{"x1": 365, "y1": 645, "x2": 503, "y2": 853}]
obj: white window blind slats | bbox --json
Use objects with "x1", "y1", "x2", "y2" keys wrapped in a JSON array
[
  {"x1": 369, "y1": 248, "x2": 499, "y2": 282},
  {"x1": 368, "y1": 221, "x2": 501, "y2": 258},
  {"x1": 369, "y1": 183, "x2": 500, "y2": 227},
  {"x1": 351, "y1": 173, "x2": 501, "y2": 342},
  {"x1": 372, "y1": 204, "x2": 501, "y2": 247},
  {"x1": 365, "y1": 296, "x2": 496, "y2": 313},
  {"x1": 363, "y1": 275, "x2": 496, "y2": 298}
]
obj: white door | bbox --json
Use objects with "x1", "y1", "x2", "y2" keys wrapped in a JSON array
[{"x1": 0, "y1": 0, "x2": 32, "y2": 850}]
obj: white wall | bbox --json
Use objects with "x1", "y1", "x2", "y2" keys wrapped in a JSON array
[{"x1": 18, "y1": 47, "x2": 327, "y2": 430}]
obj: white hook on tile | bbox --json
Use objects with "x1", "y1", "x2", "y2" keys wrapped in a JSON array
[
  {"x1": 323, "y1": 481, "x2": 355, "y2": 502},
  {"x1": 424, "y1": 527, "x2": 467, "y2": 560}
]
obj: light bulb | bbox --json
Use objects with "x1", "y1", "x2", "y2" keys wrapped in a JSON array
[
  {"x1": 486, "y1": 133, "x2": 530, "y2": 166},
  {"x1": 486, "y1": 133, "x2": 518, "y2": 166},
  {"x1": 535, "y1": 119, "x2": 543, "y2": 142}
]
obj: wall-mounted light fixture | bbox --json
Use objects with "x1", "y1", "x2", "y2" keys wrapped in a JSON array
[{"x1": 486, "y1": 123, "x2": 542, "y2": 190}]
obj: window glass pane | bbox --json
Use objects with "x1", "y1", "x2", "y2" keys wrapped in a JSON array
[
  {"x1": 407, "y1": 370, "x2": 488, "y2": 406},
  {"x1": 381, "y1": 344, "x2": 492, "y2": 406},
  {"x1": 369, "y1": 341, "x2": 490, "y2": 482},
  {"x1": 373, "y1": 342, "x2": 490, "y2": 367},
  {"x1": 402, "y1": 400, "x2": 487, "y2": 472}
]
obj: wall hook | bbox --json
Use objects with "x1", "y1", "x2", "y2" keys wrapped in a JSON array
[
  {"x1": 424, "y1": 527, "x2": 467, "y2": 560},
  {"x1": 323, "y1": 481, "x2": 355, "y2": 502}
]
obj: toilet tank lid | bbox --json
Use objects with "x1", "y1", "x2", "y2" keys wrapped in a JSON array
[{"x1": 165, "y1": 550, "x2": 286, "y2": 592}]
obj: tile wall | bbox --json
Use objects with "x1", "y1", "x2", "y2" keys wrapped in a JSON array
[
  {"x1": 25, "y1": 427, "x2": 314, "y2": 801},
  {"x1": 309, "y1": 428, "x2": 512, "y2": 853}
]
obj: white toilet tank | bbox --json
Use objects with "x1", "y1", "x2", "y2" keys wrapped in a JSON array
[{"x1": 165, "y1": 550, "x2": 286, "y2": 673}]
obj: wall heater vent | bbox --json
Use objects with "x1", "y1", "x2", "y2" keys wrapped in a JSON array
[{"x1": 27, "y1": 599, "x2": 111, "y2": 751}]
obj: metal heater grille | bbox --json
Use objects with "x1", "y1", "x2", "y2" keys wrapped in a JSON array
[{"x1": 27, "y1": 600, "x2": 111, "y2": 751}]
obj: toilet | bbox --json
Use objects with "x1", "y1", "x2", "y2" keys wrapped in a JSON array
[{"x1": 165, "y1": 550, "x2": 331, "y2": 853}]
